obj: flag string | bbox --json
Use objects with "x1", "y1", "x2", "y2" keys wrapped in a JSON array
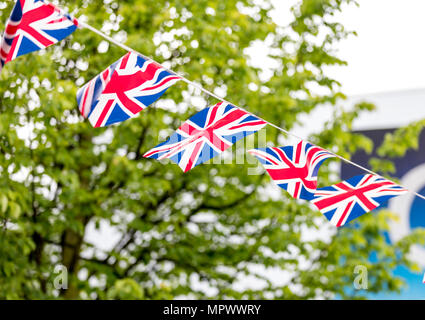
[{"x1": 77, "y1": 20, "x2": 425, "y2": 202}]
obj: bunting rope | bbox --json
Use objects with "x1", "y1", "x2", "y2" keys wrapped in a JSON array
[
  {"x1": 77, "y1": 20, "x2": 425, "y2": 202},
  {"x1": 1, "y1": 0, "x2": 424, "y2": 204}
]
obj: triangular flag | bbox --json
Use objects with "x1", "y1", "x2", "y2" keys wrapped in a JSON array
[
  {"x1": 311, "y1": 174, "x2": 408, "y2": 227},
  {"x1": 76, "y1": 51, "x2": 180, "y2": 127},
  {"x1": 248, "y1": 141, "x2": 334, "y2": 200},
  {"x1": 0, "y1": 0, "x2": 78, "y2": 73},
  {"x1": 144, "y1": 102, "x2": 267, "y2": 172}
]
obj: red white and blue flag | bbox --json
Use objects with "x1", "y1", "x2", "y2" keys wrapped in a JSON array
[
  {"x1": 0, "y1": 0, "x2": 78, "y2": 73},
  {"x1": 77, "y1": 51, "x2": 180, "y2": 127},
  {"x1": 144, "y1": 102, "x2": 267, "y2": 172},
  {"x1": 248, "y1": 141, "x2": 334, "y2": 200},
  {"x1": 311, "y1": 174, "x2": 408, "y2": 227}
]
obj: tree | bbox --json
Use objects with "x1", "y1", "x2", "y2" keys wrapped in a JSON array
[{"x1": 0, "y1": 0, "x2": 423, "y2": 299}]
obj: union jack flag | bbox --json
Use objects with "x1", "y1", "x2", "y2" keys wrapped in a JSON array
[
  {"x1": 144, "y1": 102, "x2": 267, "y2": 172},
  {"x1": 0, "y1": 0, "x2": 78, "y2": 73},
  {"x1": 77, "y1": 51, "x2": 180, "y2": 127},
  {"x1": 311, "y1": 174, "x2": 408, "y2": 227},
  {"x1": 248, "y1": 141, "x2": 334, "y2": 200}
]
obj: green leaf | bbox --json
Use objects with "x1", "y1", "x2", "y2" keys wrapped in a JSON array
[
  {"x1": 0, "y1": 194, "x2": 8, "y2": 214},
  {"x1": 9, "y1": 203, "x2": 21, "y2": 219}
]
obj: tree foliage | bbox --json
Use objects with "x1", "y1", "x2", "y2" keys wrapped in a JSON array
[{"x1": 0, "y1": 0, "x2": 424, "y2": 299}]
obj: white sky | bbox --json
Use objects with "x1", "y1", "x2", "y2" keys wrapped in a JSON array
[
  {"x1": 323, "y1": 0, "x2": 425, "y2": 95},
  {"x1": 272, "y1": 0, "x2": 425, "y2": 95},
  {"x1": 269, "y1": 0, "x2": 425, "y2": 136}
]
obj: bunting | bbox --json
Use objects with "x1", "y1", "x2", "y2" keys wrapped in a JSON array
[{"x1": 0, "y1": 1, "x2": 415, "y2": 232}]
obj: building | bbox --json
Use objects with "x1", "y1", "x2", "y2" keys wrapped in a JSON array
[{"x1": 343, "y1": 88, "x2": 425, "y2": 299}]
